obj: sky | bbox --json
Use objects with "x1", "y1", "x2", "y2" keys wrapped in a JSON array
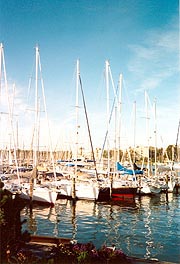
[{"x1": 0, "y1": 0, "x2": 179, "y2": 153}]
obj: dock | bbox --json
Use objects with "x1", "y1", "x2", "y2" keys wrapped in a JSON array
[
  {"x1": 23, "y1": 235, "x2": 177, "y2": 264},
  {"x1": 29, "y1": 234, "x2": 73, "y2": 246}
]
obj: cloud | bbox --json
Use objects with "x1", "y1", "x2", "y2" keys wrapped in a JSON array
[
  {"x1": 124, "y1": 20, "x2": 179, "y2": 147},
  {"x1": 128, "y1": 24, "x2": 179, "y2": 92}
]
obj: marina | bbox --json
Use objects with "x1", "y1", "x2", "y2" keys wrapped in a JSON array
[{"x1": 0, "y1": 2, "x2": 180, "y2": 262}]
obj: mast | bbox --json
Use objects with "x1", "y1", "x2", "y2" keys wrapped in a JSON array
[
  {"x1": 145, "y1": 90, "x2": 150, "y2": 176},
  {"x1": 109, "y1": 66, "x2": 119, "y2": 171},
  {"x1": 114, "y1": 103, "x2": 117, "y2": 164},
  {"x1": 105, "y1": 60, "x2": 110, "y2": 175},
  {"x1": 154, "y1": 98, "x2": 157, "y2": 175},
  {"x1": 79, "y1": 71, "x2": 98, "y2": 180},
  {"x1": 133, "y1": 100, "x2": 136, "y2": 163},
  {"x1": 75, "y1": 59, "x2": 80, "y2": 168},
  {"x1": 0, "y1": 43, "x2": 20, "y2": 184},
  {"x1": 118, "y1": 73, "x2": 122, "y2": 161},
  {"x1": 38, "y1": 46, "x2": 57, "y2": 182},
  {"x1": 72, "y1": 59, "x2": 80, "y2": 200},
  {"x1": 29, "y1": 45, "x2": 39, "y2": 203},
  {"x1": 174, "y1": 119, "x2": 180, "y2": 162},
  {"x1": 34, "y1": 45, "x2": 39, "y2": 168}
]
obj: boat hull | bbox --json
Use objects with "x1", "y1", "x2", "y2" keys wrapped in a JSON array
[
  {"x1": 75, "y1": 182, "x2": 99, "y2": 200},
  {"x1": 56, "y1": 180, "x2": 72, "y2": 199},
  {"x1": 111, "y1": 187, "x2": 137, "y2": 200},
  {"x1": 98, "y1": 187, "x2": 110, "y2": 201},
  {"x1": 20, "y1": 186, "x2": 58, "y2": 205}
]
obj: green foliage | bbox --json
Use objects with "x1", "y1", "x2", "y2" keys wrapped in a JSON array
[
  {"x1": 166, "y1": 145, "x2": 174, "y2": 161},
  {"x1": 0, "y1": 207, "x2": 5, "y2": 225},
  {"x1": 0, "y1": 185, "x2": 130, "y2": 263},
  {"x1": 48, "y1": 242, "x2": 129, "y2": 264},
  {"x1": 0, "y1": 188, "x2": 27, "y2": 262}
]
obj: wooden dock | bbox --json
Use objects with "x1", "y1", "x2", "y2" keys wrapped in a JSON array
[
  {"x1": 29, "y1": 234, "x2": 73, "y2": 246},
  {"x1": 26, "y1": 235, "x2": 176, "y2": 264}
]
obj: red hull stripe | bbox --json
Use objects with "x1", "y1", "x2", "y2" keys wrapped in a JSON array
[
  {"x1": 112, "y1": 193, "x2": 135, "y2": 197},
  {"x1": 112, "y1": 197, "x2": 134, "y2": 201}
]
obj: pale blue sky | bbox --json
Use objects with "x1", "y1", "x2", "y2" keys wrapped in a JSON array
[{"x1": 0, "y1": 0, "x2": 179, "y2": 151}]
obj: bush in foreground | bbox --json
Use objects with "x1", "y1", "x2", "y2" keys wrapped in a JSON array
[{"x1": 6, "y1": 241, "x2": 132, "y2": 263}]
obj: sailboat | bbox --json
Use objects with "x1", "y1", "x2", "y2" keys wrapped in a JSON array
[
  {"x1": 72, "y1": 59, "x2": 101, "y2": 200},
  {"x1": 20, "y1": 46, "x2": 57, "y2": 205},
  {"x1": 0, "y1": 43, "x2": 24, "y2": 196},
  {"x1": 139, "y1": 95, "x2": 163, "y2": 195},
  {"x1": 53, "y1": 60, "x2": 102, "y2": 201},
  {"x1": 20, "y1": 168, "x2": 58, "y2": 204},
  {"x1": 102, "y1": 62, "x2": 138, "y2": 200}
]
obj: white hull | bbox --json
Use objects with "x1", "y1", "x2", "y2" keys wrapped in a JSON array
[
  {"x1": 55, "y1": 178, "x2": 100, "y2": 200},
  {"x1": 172, "y1": 162, "x2": 180, "y2": 170},
  {"x1": 167, "y1": 180, "x2": 176, "y2": 193},
  {"x1": 140, "y1": 185, "x2": 152, "y2": 194},
  {"x1": 21, "y1": 186, "x2": 58, "y2": 204},
  {"x1": 139, "y1": 180, "x2": 162, "y2": 194},
  {"x1": 56, "y1": 179, "x2": 72, "y2": 197},
  {"x1": 75, "y1": 181, "x2": 99, "y2": 200},
  {"x1": 149, "y1": 185, "x2": 162, "y2": 194}
]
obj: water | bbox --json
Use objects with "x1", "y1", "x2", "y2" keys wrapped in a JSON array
[{"x1": 21, "y1": 193, "x2": 180, "y2": 263}]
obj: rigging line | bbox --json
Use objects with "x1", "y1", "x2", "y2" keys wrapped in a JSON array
[
  {"x1": 99, "y1": 84, "x2": 119, "y2": 163},
  {"x1": 26, "y1": 56, "x2": 35, "y2": 110},
  {"x1": 79, "y1": 75, "x2": 98, "y2": 180},
  {"x1": 1, "y1": 44, "x2": 20, "y2": 183},
  {"x1": 38, "y1": 48, "x2": 57, "y2": 181}
]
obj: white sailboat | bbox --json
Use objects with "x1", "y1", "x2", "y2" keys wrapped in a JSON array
[
  {"x1": 50, "y1": 60, "x2": 101, "y2": 201},
  {"x1": 149, "y1": 98, "x2": 163, "y2": 194},
  {"x1": 20, "y1": 168, "x2": 58, "y2": 204},
  {"x1": 0, "y1": 43, "x2": 24, "y2": 196},
  {"x1": 71, "y1": 59, "x2": 101, "y2": 200},
  {"x1": 103, "y1": 62, "x2": 138, "y2": 199},
  {"x1": 20, "y1": 45, "x2": 57, "y2": 205},
  {"x1": 75, "y1": 179, "x2": 100, "y2": 200},
  {"x1": 140, "y1": 94, "x2": 162, "y2": 195}
]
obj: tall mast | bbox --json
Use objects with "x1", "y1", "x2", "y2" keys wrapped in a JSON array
[
  {"x1": 34, "y1": 45, "x2": 39, "y2": 168},
  {"x1": 133, "y1": 100, "x2": 136, "y2": 163},
  {"x1": 72, "y1": 59, "x2": 80, "y2": 200},
  {"x1": 75, "y1": 59, "x2": 80, "y2": 168},
  {"x1": 78, "y1": 68, "x2": 99, "y2": 180},
  {"x1": 145, "y1": 90, "x2": 150, "y2": 175},
  {"x1": 118, "y1": 73, "x2": 122, "y2": 161},
  {"x1": 109, "y1": 66, "x2": 119, "y2": 169},
  {"x1": 154, "y1": 98, "x2": 157, "y2": 175},
  {"x1": 105, "y1": 60, "x2": 110, "y2": 174},
  {"x1": 39, "y1": 46, "x2": 57, "y2": 181},
  {"x1": 0, "y1": 43, "x2": 20, "y2": 183}
]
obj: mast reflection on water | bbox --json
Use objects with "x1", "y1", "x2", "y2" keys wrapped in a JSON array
[{"x1": 21, "y1": 193, "x2": 180, "y2": 263}]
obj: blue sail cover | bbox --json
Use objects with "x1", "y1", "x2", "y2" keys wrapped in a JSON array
[{"x1": 116, "y1": 162, "x2": 143, "y2": 175}]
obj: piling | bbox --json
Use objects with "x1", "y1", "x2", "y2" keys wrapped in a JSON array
[
  {"x1": 175, "y1": 183, "x2": 179, "y2": 194},
  {"x1": 72, "y1": 175, "x2": 76, "y2": 203}
]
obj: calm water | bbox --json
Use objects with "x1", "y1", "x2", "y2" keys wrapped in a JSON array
[{"x1": 21, "y1": 193, "x2": 180, "y2": 263}]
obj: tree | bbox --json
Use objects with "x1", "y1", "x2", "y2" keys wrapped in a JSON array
[{"x1": 166, "y1": 145, "x2": 174, "y2": 161}]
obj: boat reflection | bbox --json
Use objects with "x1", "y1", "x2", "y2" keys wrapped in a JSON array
[{"x1": 20, "y1": 193, "x2": 179, "y2": 262}]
